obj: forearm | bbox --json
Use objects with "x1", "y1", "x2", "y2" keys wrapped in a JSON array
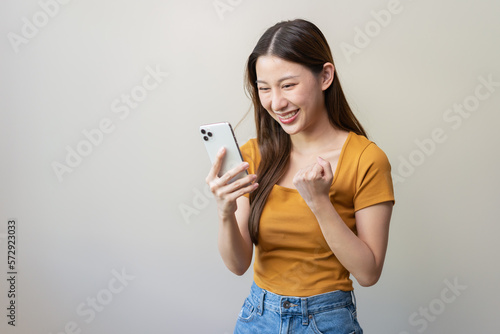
[
  {"x1": 217, "y1": 213, "x2": 253, "y2": 276},
  {"x1": 310, "y1": 198, "x2": 381, "y2": 286}
]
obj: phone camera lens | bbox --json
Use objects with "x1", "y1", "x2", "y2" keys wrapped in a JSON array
[
  {"x1": 207, "y1": 132, "x2": 213, "y2": 137},
  {"x1": 203, "y1": 136, "x2": 209, "y2": 141},
  {"x1": 201, "y1": 129, "x2": 206, "y2": 134}
]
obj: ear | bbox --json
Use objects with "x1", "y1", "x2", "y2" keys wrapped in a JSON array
[{"x1": 320, "y1": 62, "x2": 335, "y2": 91}]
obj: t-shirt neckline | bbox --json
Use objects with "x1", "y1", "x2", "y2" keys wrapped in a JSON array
[{"x1": 273, "y1": 131, "x2": 354, "y2": 193}]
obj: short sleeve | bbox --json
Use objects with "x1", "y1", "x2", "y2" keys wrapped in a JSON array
[
  {"x1": 353, "y1": 143, "x2": 395, "y2": 211},
  {"x1": 240, "y1": 138, "x2": 258, "y2": 198}
]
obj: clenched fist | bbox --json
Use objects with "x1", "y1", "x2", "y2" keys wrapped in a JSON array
[{"x1": 292, "y1": 156, "x2": 333, "y2": 209}]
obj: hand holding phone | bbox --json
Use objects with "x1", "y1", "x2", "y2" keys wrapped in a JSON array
[
  {"x1": 201, "y1": 122, "x2": 258, "y2": 217},
  {"x1": 200, "y1": 122, "x2": 248, "y2": 184}
]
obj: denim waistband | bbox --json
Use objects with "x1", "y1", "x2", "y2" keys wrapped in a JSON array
[{"x1": 248, "y1": 281, "x2": 356, "y2": 326}]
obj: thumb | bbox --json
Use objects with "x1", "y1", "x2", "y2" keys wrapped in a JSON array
[{"x1": 317, "y1": 156, "x2": 333, "y2": 179}]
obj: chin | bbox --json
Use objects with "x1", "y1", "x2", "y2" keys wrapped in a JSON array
[{"x1": 280, "y1": 124, "x2": 302, "y2": 136}]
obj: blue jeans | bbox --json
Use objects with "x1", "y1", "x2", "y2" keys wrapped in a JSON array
[{"x1": 234, "y1": 282, "x2": 363, "y2": 334}]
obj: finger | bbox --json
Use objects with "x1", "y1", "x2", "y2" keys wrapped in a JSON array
[
  {"x1": 293, "y1": 169, "x2": 309, "y2": 186},
  {"x1": 227, "y1": 174, "x2": 258, "y2": 195},
  {"x1": 305, "y1": 169, "x2": 319, "y2": 181},
  {"x1": 219, "y1": 161, "x2": 249, "y2": 185},
  {"x1": 216, "y1": 175, "x2": 258, "y2": 203},
  {"x1": 317, "y1": 156, "x2": 333, "y2": 179},
  {"x1": 241, "y1": 180, "x2": 259, "y2": 195},
  {"x1": 299, "y1": 163, "x2": 320, "y2": 180},
  {"x1": 227, "y1": 173, "x2": 257, "y2": 191},
  {"x1": 208, "y1": 178, "x2": 222, "y2": 195},
  {"x1": 310, "y1": 162, "x2": 324, "y2": 179},
  {"x1": 232, "y1": 179, "x2": 259, "y2": 200},
  {"x1": 206, "y1": 147, "x2": 226, "y2": 181}
]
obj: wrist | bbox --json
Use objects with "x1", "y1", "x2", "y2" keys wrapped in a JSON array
[
  {"x1": 218, "y1": 211, "x2": 236, "y2": 223},
  {"x1": 309, "y1": 195, "x2": 332, "y2": 215}
]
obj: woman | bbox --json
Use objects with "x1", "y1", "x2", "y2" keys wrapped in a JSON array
[{"x1": 206, "y1": 19, "x2": 395, "y2": 333}]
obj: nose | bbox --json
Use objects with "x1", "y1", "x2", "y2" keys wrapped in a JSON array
[{"x1": 271, "y1": 90, "x2": 288, "y2": 112}]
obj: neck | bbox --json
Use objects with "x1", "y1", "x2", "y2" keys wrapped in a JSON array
[{"x1": 290, "y1": 113, "x2": 345, "y2": 155}]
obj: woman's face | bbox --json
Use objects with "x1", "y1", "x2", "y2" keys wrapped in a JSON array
[{"x1": 255, "y1": 55, "x2": 332, "y2": 136}]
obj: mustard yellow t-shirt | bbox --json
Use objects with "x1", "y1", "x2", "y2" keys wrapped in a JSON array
[{"x1": 240, "y1": 131, "x2": 395, "y2": 297}]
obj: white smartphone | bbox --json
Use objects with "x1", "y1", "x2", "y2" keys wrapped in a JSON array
[{"x1": 200, "y1": 122, "x2": 248, "y2": 184}]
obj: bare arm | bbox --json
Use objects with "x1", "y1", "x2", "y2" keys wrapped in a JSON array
[
  {"x1": 205, "y1": 147, "x2": 258, "y2": 275},
  {"x1": 293, "y1": 156, "x2": 393, "y2": 286},
  {"x1": 217, "y1": 196, "x2": 254, "y2": 275},
  {"x1": 310, "y1": 199, "x2": 393, "y2": 286}
]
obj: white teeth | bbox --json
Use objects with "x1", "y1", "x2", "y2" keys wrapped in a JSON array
[{"x1": 280, "y1": 109, "x2": 299, "y2": 120}]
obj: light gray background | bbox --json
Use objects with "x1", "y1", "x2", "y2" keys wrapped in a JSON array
[{"x1": 1, "y1": 0, "x2": 499, "y2": 333}]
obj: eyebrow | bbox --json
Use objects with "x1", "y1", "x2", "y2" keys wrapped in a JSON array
[{"x1": 255, "y1": 75, "x2": 299, "y2": 84}]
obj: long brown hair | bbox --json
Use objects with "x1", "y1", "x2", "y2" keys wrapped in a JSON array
[{"x1": 245, "y1": 19, "x2": 367, "y2": 245}]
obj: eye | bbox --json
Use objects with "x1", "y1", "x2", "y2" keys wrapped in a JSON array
[
  {"x1": 282, "y1": 83, "x2": 296, "y2": 89},
  {"x1": 258, "y1": 87, "x2": 270, "y2": 92}
]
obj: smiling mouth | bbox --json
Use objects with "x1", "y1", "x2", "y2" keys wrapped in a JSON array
[{"x1": 277, "y1": 109, "x2": 299, "y2": 120}]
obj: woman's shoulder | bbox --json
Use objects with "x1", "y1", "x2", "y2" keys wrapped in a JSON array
[
  {"x1": 346, "y1": 132, "x2": 395, "y2": 208},
  {"x1": 240, "y1": 137, "x2": 257, "y2": 149},
  {"x1": 240, "y1": 137, "x2": 260, "y2": 173},
  {"x1": 345, "y1": 132, "x2": 390, "y2": 167},
  {"x1": 347, "y1": 132, "x2": 385, "y2": 152},
  {"x1": 240, "y1": 137, "x2": 259, "y2": 157},
  {"x1": 346, "y1": 132, "x2": 372, "y2": 149}
]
